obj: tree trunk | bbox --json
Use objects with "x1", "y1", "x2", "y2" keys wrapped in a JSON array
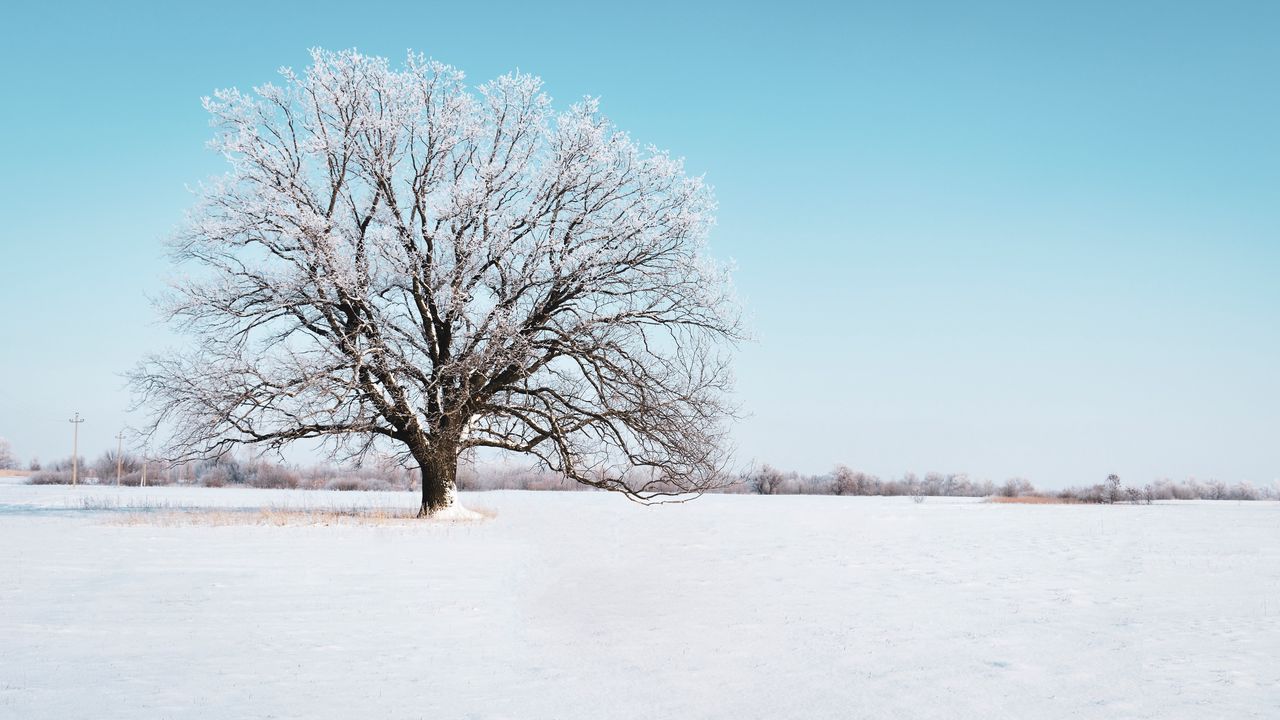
[{"x1": 417, "y1": 441, "x2": 459, "y2": 517}]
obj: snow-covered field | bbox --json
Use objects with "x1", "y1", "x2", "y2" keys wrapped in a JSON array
[{"x1": 1, "y1": 485, "x2": 1277, "y2": 719}]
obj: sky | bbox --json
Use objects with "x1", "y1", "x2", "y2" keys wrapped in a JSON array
[{"x1": 1, "y1": 1, "x2": 1276, "y2": 488}]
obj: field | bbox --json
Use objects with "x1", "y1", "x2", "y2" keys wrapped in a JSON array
[{"x1": 1, "y1": 482, "x2": 1277, "y2": 719}]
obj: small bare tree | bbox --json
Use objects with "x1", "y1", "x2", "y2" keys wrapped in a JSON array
[
  {"x1": 0, "y1": 437, "x2": 15, "y2": 470},
  {"x1": 1124, "y1": 485, "x2": 1147, "y2": 505},
  {"x1": 1104, "y1": 474, "x2": 1123, "y2": 504},
  {"x1": 131, "y1": 49, "x2": 742, "y2": 515}
]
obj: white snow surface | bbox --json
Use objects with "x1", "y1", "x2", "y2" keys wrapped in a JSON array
[{"x1": 1, "y1": 485, "x2": 1277, "y2": 719}]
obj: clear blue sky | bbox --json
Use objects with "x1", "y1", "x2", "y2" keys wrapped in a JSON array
[{"x1": 1, "y1": 1, "x2": 1276, "y2": 487}]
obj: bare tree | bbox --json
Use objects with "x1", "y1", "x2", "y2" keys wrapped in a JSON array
[
  {"x1": 92, "y1": 451, "x2": 139, "y2": 484},
  {"x1": 0, "y1": 437, "x2": 15, "y2": 470},
  {"x1": 748, "y1": 465, "x2": 787, "y2": 495},
  {"x1": 830, "y1": 465, "x2": 858, "y2": 496},
  {"x1": 1000, "y1": 477, "x2": 1034, "y2": 498},
  {"x1": 130, "y1": 49, "x2": 742, "y2": 515},
  {"x1": 1124, "y1": 485, "x2": 1151, "y2": 505},
  {"x1": 1205, "y1": 479, "x2": 1226, "y2": 501},
  {"x1": 1104, "y1": 474, "x2": 1123, "y2": 504}
]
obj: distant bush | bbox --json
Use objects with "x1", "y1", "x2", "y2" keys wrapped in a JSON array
[
  {"x1": 28, "y1": 470, "x2": 70, "y2": 485},
  {"x1": 726, "y1": 465, "x2": 1278, "y2": 502},
  {"x1": 999, "y1": 478, "x2": 1034, "y2": 498},
  {"x1": 24, "y1": 455, "x2": 90, "y2": 484},
  {"x1": 247, "y1": 463, "x2": 300, "y2": 489},
  {"x1": 1055, "y1": 476, "x2": 1274, "y2": 504},
  {"x1": 91, "y1": 451, "x2": 141, "y2": 485},
  {"x1": 738, "y1": 465, "x2": 997, "y2": 499}
]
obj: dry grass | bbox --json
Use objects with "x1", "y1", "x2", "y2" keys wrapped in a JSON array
[
  {"x1": 0, "y1": 469, "x2": 29, "y2": 478},
  {"x1": 987, "y1": 496, "x2": 1083, "y2": 505},
  {"x1": 108, "y1": 505, "x2": 496, "y2": 527}
]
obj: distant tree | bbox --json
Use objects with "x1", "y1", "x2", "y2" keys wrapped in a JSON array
[
  {"x1": 1104, "y1": 474, "x2": 1123, "y2": 504},
  {"x1": 1229, "y1": 482, "x2": 1260, "y2": 501},
  {"x1": 749, "y1": 465, "x2": 787, "y2": 495},
  {"x1": 130, "y1": 49, "x2": 742, "y2": 515},
  {"x1": 0, "y1": 437, "x2": 15, "y2": 470},
  {"x1": 28, "y1": 457, "x2": 41, "y2": 472},
  {"x1": 1205, "y1": 480, "x2": 1226, "y2": 501},
  {"x1": 93, "y1": 451, "x2": 140, "y2": 485},
  {"x1": 830, "y1": 465, "x2": 858, "y2": 496}
]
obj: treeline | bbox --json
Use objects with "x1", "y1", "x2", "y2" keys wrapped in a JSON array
[
  {"x1": 26, "y1": 452, "x2": 584, "y2": 493},
  {"x1": 28, "y1": 452, "x2": 415, "y2": 490},
  {"x1": 22, "y1": 452, "x2": 1279, "y2": 502},
  {"x1": 736, "y1": 465, "x2": 1016, "y2": 497},
  {"x1": 736, "y1": 465, "x2": 1279, "y2": 502}
]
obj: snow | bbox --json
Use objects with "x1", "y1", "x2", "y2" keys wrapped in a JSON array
[{"x1": 1, "y1": 485, "x2": 1277, "y2": 719}]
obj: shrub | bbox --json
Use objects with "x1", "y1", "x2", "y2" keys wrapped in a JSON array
[
  {"x1": 29, "y1": 470, "x2": 70, "y2": 485},
  {"x1": 247, "y1": 464, "x2": 300, "y2": 489},
  {"x1": 1000, "y1": 478, "x2": 1034, "y2": 498}
]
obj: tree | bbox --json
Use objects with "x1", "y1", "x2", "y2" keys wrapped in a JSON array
[
  {"x1": 830, "y1": 465, "x2": 858, "y2": 496},
  {"x1": 130, "y1": 49, "x2": 742, "y2": 515},
  {"x1": 0, "y1": 437, "x2": 15, "y2": 470},
  {"x1": 1104, "y1": 474, "x2": 1123, "y2": 504},
  {"x1": 1000, "y1": 477, "x2": 1033, "y2": 498},
  {"x1": 748, "y1": 465, "x2": 787, "y2": 495}
]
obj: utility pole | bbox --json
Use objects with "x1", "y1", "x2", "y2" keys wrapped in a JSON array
[
  {"x1": 115, "y1": 431, "x2": 126, "y2": 486},
  {"x1": 140, "y1": 449, "x2": 147, "y2": 487},
  {"x1": 69, "y1": 412, "x2": 84, "y2": 485}
]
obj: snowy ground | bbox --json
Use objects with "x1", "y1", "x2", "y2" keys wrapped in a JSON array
[{"x1": 1, "y1": 485, "x2": 1277, "y2": 719}]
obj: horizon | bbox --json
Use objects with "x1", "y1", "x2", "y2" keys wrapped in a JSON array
[{"x1": 2, "y1": 1, "x2": 1277, "y2": 489}]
